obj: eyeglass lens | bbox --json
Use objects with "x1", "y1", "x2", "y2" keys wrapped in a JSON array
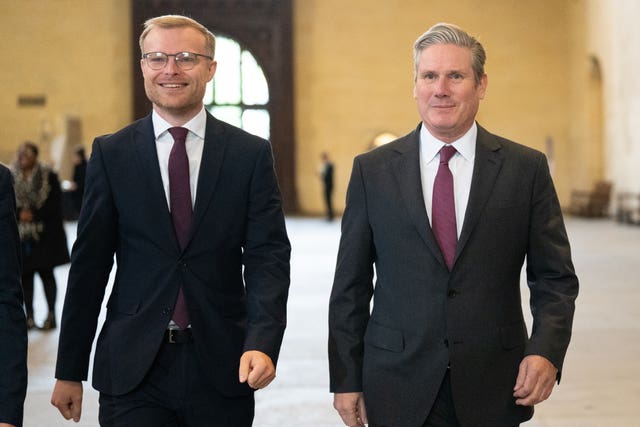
[{"x1": 145, "y1": 52, "x2": 200, "y2": 70}]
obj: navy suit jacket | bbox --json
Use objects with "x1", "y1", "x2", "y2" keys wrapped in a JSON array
[
  {"x1": 0, "y1": 164, "x2": 28, "y2": 427},
  {"x1": 329, "y1": 124, "x2": 578, "y2": 427},
  {"x1": 55, "y1": 113, "x2": 290, "y2": 397}
]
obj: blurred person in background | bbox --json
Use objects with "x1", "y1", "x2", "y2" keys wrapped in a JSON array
[
  {"x1": 319, "y1": 151, "x2": 334, "y2": 221},
  {"x1": 67, "y1": 146, "x2": 87, "y2": 220},
  {"x1": 11, "y1": 142, "x2": 69, "y2": 330}
]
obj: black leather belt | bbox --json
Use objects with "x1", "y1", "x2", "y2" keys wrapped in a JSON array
[{"x1": 165, "y1": 328, "x2": 193, "y2": 344}]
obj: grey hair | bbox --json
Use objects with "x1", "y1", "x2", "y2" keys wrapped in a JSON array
[{"x1": 413, "y1": 23, "x2": 486, "y2": 84}]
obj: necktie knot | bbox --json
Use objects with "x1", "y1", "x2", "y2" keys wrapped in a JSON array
[
  {"x1": 168, "y1": 127, "x2": 189, "y2": 143},
  {"x1": 439, "y1": 145, "x2": 457, "y2": 164}
]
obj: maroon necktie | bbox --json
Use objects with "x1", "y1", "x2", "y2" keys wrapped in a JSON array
[
  {"x1": 432, "y1": 145, "x2": 457, "y2": 271},
  {"x1": 168, "y1": 126, "x2": 191, "y2": 329}
]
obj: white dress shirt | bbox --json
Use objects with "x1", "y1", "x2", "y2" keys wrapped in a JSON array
[
  {"x1": 152, "y1": 108, "x2": 207, "y2": 210},
  {"x1": 419, "y1": 122, "x2": 477, "y2": 237}
]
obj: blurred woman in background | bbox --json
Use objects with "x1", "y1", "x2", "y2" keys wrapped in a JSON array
[{"x1": 11, "y1": 142, "x2": 69, "y2": 330}]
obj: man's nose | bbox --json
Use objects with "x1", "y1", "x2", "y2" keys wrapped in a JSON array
[
  {"x1": 434, "y1": 78, "x2": 450, "y2": 96},
  {"x1": 164, "y1": 57, "x2": 180, "y2": 73}
]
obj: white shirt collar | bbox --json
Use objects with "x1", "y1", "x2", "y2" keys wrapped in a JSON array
[
  {"x1": 151, "y1": 107, "x2": 207, "y2": 140},
  {"x1": 420, "y1": 121, "x2": 477, "y2": 163}
]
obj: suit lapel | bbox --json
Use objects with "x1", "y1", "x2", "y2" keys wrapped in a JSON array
[
  {"x1": 132, "y1": 116, "x2": 179, "y2": 250},
  {"x1": 390, "y1": 126, "x2": 446, "y2": 266},
  {"x1": 455, "y1": 125, "x2": 504, "y2": 260},
  {"x1": 190, "y1": 113, "x2": 227, "y2": 240}
]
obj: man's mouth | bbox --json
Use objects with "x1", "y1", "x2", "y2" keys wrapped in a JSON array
[{"x1": 160, "y1": 83, "x2": 186, "y2": 88}]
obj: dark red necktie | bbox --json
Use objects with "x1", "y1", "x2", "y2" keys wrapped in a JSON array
[
  {"x1": 432, "y1": 145, "x2": 457, "y2": 271},
  {"x1": 168, "y1": 126, "x2": 191, "y2": 329}
]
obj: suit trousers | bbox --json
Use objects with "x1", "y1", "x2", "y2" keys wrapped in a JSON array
[
  {"x1": 98, "y1": 337, "x2": 254, "y2": 427},
  {"x1": 368, "y1": 370, "x2": 460, "y2": 427},
  {"x1": 420, "y1": 370, "x2": 520, "y2": 427},
  {"x1": 421, "y1": 370, "x2": 461, "y2": 427}
]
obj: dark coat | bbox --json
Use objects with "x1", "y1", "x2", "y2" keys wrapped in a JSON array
[
  {"x1": 70, "y1": 159, "x2": 87, "y2": 216},
  {"x1": 321, "y1": 161, "x2": 334, "y2": 192},
  {"x1": 328, "y1": 123, "x2": 578, "y2": 427},
  {"x1": 55, "y1": 113, "x2": 291, "y2": 397},
  {"x1": 0, "y1": 164, "x2": 28, "y2": 427},
  {"x1": 12, "y1": 165, "x2": 69, "y2": 270}
]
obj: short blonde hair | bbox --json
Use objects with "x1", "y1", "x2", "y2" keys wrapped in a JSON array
[{"x1": 139, "y1": 14, "x2": 216, "y2": 58}]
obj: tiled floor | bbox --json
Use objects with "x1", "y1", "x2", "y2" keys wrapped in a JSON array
[{"x1": 22, "y1": 217, "x2": 640, "y2": 426}]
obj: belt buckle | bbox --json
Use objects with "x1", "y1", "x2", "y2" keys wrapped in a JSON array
[{"x1": 168, "y1": 329, "x2": 178, "y2": 344}]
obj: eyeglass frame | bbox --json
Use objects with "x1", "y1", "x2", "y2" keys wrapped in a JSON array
[{"x1": 142, "y1": 51, "x2": 214, "y2": 70}]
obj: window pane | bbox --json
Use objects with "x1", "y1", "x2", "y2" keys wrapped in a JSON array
[
  {"x1": 204, "y1": 35, "x2": 270, "y2": 139},
  {"x1": 214, "y1": 37, "x2": 241, "y2": 104},
  {"x1": 242, "y1": 109, "x2": 270, "y2": 139},
  {"x1": 241, "y1": 51, "x2": 269, "y2": 105},
  {"x1": 203, "y1": 79, "x2": 214, "y2": 105},
  {"x1": 209, "y1": 106, "x2": 242, "y2": 128}
]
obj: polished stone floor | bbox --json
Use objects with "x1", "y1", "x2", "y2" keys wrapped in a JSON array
[{"x1": 22, "y1": 217, "x2": 640, "y2": 426}]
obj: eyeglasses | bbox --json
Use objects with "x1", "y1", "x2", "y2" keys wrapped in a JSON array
[{"x1": 142, "y1": 51, "x2": 213, "y2": 70}]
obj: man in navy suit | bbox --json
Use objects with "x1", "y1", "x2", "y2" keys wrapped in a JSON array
[
  {"x1": 51, "y1": 15, "x2": 290, "y2": 426},
  {"x1": 0, "y1": 164, "x2": 28, "y2": 427},
  {"x1": 329, "y1": 23, "x2": 578, "y2": 427}
]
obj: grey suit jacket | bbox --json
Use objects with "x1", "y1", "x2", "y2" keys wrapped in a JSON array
[
  {"x1": 328, "y1": 123, "x2": 578, "y2": 427},
  {"x1": 0, "y1": 164, "x2": 28, "y2": 427},
  {"x1": 55, "y1": 113, "x2": 291, "y2": 397}
]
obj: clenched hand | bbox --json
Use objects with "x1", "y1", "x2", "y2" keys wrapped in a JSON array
[
  {"x1": 238, "y1": 350, "x2": 276, "y2": 389},
  {"x1": 51, "y1": 380, "x2": 83, "y2": 422}
]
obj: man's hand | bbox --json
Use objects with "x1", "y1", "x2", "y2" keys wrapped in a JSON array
[
  {"x1": 0, "y1": 423, "x2": 17, "y2": 427},
  {"x1": 51, "y1": 380, "x2": 83, "y2": 422},
  {"x1": 333, "y1": 392, "x2": 367, "y2": 427},
  {"x1": 238, "y1": 350, "x2": 276, "y2": 389},
  {"x1": 513, "y1": 355, "x2": 558, "y2": 406}
]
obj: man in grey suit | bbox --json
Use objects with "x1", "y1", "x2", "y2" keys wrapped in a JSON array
[
  {"x1": 329, "y1": 23, "x2": 578, "y2": 427},
  {"x1": 0, "y1": 164, "x2": 28, "y2": 427},
  {"x1": 50, "y1": 15, "x2": 290, "y2": 426}
]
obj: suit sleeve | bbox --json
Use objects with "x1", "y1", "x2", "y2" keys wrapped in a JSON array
[
  {"x1": 328, "y1": 157, "x2": 375, "y2": 393},
  {"x1": 0, "y1": 167, "x2": 28, "y2": 426},
  {"x1": 55, "y1": 139, "x2": 118, "y2": 381},
  {"x1": 241, "y1": 141, "x2": 291, "y2": 364},
  {"x1": 524, "y1": 154, "x2": 579, "y2": 378}
]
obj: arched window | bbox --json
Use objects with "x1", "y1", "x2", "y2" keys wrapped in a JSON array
[{"x1": 204, "y1": 36, "x2": 270, "y2": 140}]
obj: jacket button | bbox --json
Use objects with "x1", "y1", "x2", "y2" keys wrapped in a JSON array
[
  {"x1": 447, "y1": 290, "x2": 457, "y2": 298},
  {"x1": 162, "y1": 307, "x2": 172, "y2": 315},
  {"x1": 444, "y1": 339, "x2": 449, "y2": 347}
]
